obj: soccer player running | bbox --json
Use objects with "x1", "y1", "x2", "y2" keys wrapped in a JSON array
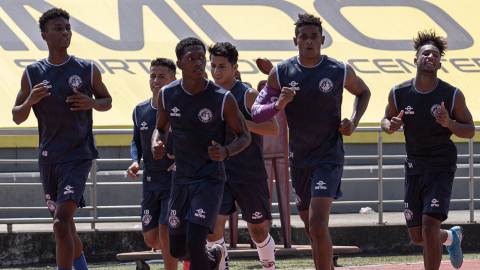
[
  {"x1": 151, "y1": 37, "x2": 251, "y2": 270},
  {"x1": 252, "y1": 14, "x2": 371, "y2": 269},
  {"x1": 11, "y1": 8, "x2": 112, "y2": 270},
  {"x1": 207, "y1": 42, "x2": 279, "y2": 270},
  {"x1": 127, "y1": 58, "x2": 178, "y2": 270},
  {"x1": 381, "y1": 30, "x2": 474, "y2": 270}
]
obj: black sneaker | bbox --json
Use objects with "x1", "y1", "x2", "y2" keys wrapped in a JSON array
[{"x1": 207, "y1": 244, "x2": 225, "y2": 270}]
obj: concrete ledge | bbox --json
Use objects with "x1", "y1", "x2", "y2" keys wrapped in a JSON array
[{"x1": 2, "y1": 223, "x2": 480, "y2": 267}]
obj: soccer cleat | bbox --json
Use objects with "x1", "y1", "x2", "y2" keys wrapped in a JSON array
[
  {"x1": 207, "y1": 244, "x2": 226, "y2": 270},
  {"x1": 446, "y1": 226, "x2": 464, "y2": 269},
  {"x1": 182, "y1": 260, "x2": 190, "y2": 270}
]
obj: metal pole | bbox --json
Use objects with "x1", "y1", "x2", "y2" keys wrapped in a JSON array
[
  {"x1": 378, "y1": 131, "x2": 384, "y2": 224},
  {"x1": 89, "y1": 159, "x2": 97, "y2": 229},
  {"x1": 469, "y1": 138, "x2": 475, "y2": 223}
]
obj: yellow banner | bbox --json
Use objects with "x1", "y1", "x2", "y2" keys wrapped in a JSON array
[{"x1": 1, "y1": 0, "x2": 479, "y2": 133}]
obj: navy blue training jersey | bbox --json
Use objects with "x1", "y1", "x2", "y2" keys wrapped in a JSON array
[
  {"x1": 224, "y1": 81, "x2": 268, "y2": 183},
  {"x1": 131, "y1": 98, "x2": 174, "y2": 191},
  {"x1": 26, "y1": 56, "x2": 98, "y2": 164},
  {"x1": 162, "y1": 79, "x2": 228, "y2": 184},
  {"x1": 394, "y1": 79, "x2": 458, "y2": 175},
  {"x1": 277, "y1": 55, "x2": 346, "y2": 168}
]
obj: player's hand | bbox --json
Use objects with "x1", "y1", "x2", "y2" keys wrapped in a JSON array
[
  {"x1": 208, "y1": 141, "x2": 228, "y2": 161},
  {"x1": 435, "y1": 102, "x2": 452, "y2": 128},
  {"x1": 274, "y1": 87, "x2": 296, "y2": 110},
  {"x1": 167, "y1": 153, "x2": 175, "y2": 171},
  {"x1": 152, "y1": 140, "x2": 166, "y2": 159},
  {"x1": 338, "y1": 118, "x2": 356, "y2": 136},
  {"x1": 387, "y1": 110, "x2": 404, "y2": 133},
  {"x1": 127, "y1": 162, "x2": 140, "y2": 179},
  {"x1": 66, "y1": 88, "x2": 96, "y2": 111},
  {"x1": 28, "y1": 83, "x2": 51, "y2": 105}
]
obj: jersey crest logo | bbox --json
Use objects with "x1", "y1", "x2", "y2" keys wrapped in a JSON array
[
  {"x1": 293, "y1": 188, "x2": 301, "y2": 206},
  {"x1": 404, "y1": 106, "x2": 415, "y2": 115},
  {"x1": 68, "y1": 75, "x2": 82, "y2": 89},
  {"x1": 142, "y1": 210, "x2": 152, "y2": 226},
  {"x1": 430, "y1": 104, "x2": 442, "y2": 117},
  {"x1": 198, "y1": 108, "x2": 213, "y2": 123},
  {"x1": 169, "y1": 210, "x2": 180, "y2": 228},
  {"x1": 319, "y1": 78, "x2": 333, "y2": 93},
  {"x1": 404, "y1": 209, "x2": 414, "y2": 221}
]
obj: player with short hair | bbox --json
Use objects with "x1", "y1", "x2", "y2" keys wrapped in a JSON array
[
  {"x1": 127, "y1": 58, "x2": 178, "y2": 270},
  {"x1": 252, "y1": 13, "x2": 371, "y2": 269},
  {"x1": 381, "y1": 30, "x2": 474, "y2": 270},
  {"x1": 207, "y1": 42, "x2": 279, "y2": 270},
  {"x1": 12, "y1": 8, "x2": 112, "y2": 270},
  {"x1": 152, "y1": 37, "x2": 251, "y2": 270}
]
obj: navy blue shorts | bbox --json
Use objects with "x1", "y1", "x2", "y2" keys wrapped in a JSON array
[
  {"x1": 218, "y1": 181, "x2": 272, "y2": 224},
  {"x1": 290, "y1": 164, "x2": 343, "y2": 212},
  {"x1": 141, "y1": 189, "x2": 171, "y2": 233},
  {"x1": 40, "y1": 159, "x2": 92, "y2": 217},
  {"x1": 168, "y1": 182, "x2": 224, "y2": 234},
  {"x1": 404, "y1": 172, "x2": 454, "y2": 228}
]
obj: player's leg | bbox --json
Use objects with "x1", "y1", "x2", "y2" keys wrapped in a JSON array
[
  {"x1": 70, "y1": 220, "x2": 88, "y2": 270},
  {"x1": 421, "y1": 214, "x2": 443, "y2": 270},
  {"x1": 291, "y1": 166, "x2": 314, "y2": 244},
  {"x1": 309, "y1": 197, "x2": 334, "y2": 270},
  {"x1": 207, "y1": 183, "x2": 237, "y2": 270},
  {"x1": 54, "y1": 199, "x2": 78, "y2": 268},
  {"x1": 158, "y1": 190, "x2": 178, "y2": 270},
  {"x1": 141, "y1": 190, "x2": 163, "y2": 250},
  {"x1": 186, "y1": 182, "x2": 225, "y2": 270},
  {"x1": 233, "y1": 181, "x2": 275, "y2": 269},
  {"x1": 309, "y1": 164, "x2": 343, "y2": 270},
  {"x1": 168, "y1": 184, "x2": 190, "y2": 261}
]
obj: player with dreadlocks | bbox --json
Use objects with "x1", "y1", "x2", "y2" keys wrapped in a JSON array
[{"x1": 381, "y1": 30, "x2": 474, "y2": 270}]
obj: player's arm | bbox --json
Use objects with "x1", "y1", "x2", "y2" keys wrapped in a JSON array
[
  {"x1": 251, "y1": 68, "x2": 295, "y2": 123},
  {"x1": 12, "y1": 71, "x2": 50, "y2": 125},
  {"x1": 341, "y1": 64, "x2": 371, "y2": 136},
  {"x1": 245, "y1": 88, "x2": 279, "y2": 136},
  {"x1": 208, "y1": 93, "x2": 251, "y2": 161},
  {"x1": 67, "y1": 64, "x2": 112, "y2": 111},
  {"x1": 435, "y1": 90, "x2": 474, "y2": 139},
  {"x1": 151, "y1": 89, "x2": 170, "y2": 160},
  {"x1": 127, "y1": 109, "x2": 141, "y2": 179},
  {"x1": 381, "y1": 88, "x2": 404, "y2": 134}
]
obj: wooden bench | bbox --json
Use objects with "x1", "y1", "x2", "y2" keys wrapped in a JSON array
[{"x1": 116, "y1": 245, "x2": 360, "y2": 269}]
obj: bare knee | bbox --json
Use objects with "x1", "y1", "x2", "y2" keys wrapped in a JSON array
[
  {"x1": 422, "y1": 223, "x2": 440, "y2": 242},
  {"x1": 53, "y1": 219, "x2": 71, "y2": 239},
  {"x1": 309, "y1": 221, "x2": 329, "y2": 240},
  {"x1": 410, "y1": 234, "x2": 424, "y2": 246},
  {"x1": 248, "y1": 223, "x2": 268, "y2": 243}
]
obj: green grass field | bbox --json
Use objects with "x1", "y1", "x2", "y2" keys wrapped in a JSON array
[{"x1": 8, "y1": 253, "x2": 480, "y2": 270}]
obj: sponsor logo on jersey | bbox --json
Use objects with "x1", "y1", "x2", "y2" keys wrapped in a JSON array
[
  {"x1": 408, "y1": 163, "x2": 413, "y2": 168},
  {"x1": 42, "y1": 151, "x2": 48, "y2": 157},
  {"x1": 147, "y1": 176, "x2": 151, "y2": 182},
  {"x1": 319, "y1": 78, "x2": 333, "y2": 93},
  {"x1": 170, "y1": 107, "x2": 181, "y2": 117},
  {"x1": 142, "y1": 209, "x2": 152, "y2": 226},
  {"x1": 431, "y1": 104, "x2": 442, "y2": 117},
  {"x1": 45, "y1": 194, "x2": 51, "y2": 200},
  {"x1": 252, "y1": 212, "x2": 263, "y2": 220},
  {"x1": 404, "y1": 209, "x2": 414, "y2": 221},
  {"x1": 194, "y1": 208, "x2": 206, "y2": 218},
  {"x1": 68, "y1": 75, "x2": 82, "y2": 89},
  {"x1": 315, "y1": 181, "x2": 327, "y2": 190},
  {"x1": 289, "y1": 81, "x2": 300, "y2": 91},
  {"x1": 63, "y1": 185, "x2": 74, "y2": 195},
  {"x1": 431, "y1": 198, "x2": 440, "y2": 207},
  {"x1": 46, "y1": 200, "x2": 56, "y2": 212},
  {"x1": 169, "y1": 209, "x2": 180, "y2": 228},
  {"x1": 404, "y1": 106, "x2": 415, "y2": 114},
  {"x1": 198, "y1": 108, "x2": 213, "y2": 123},
  {"x1": 140, "y1": 122, "x2": 148, "y2": 130},
  {"x1": 42, "y1": 80, "x2": 52, "y2": 89}
]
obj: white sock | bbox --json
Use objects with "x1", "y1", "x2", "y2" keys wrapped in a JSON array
[
  {"x1": 207, "y1": 238, "x2": 229, "y2": 270},
  {"x1": 443, "y1": 230, "x2": 453, "y2": 246},
  {"x1": 253, "y1": 234, "x2": 276, "y2": 270}
]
